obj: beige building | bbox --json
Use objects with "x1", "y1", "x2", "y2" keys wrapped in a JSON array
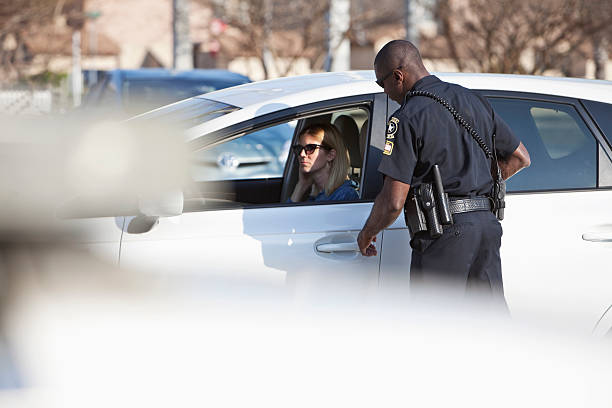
[
  {"x1": 22, "y1": 17, "x2": 120, "y2": 74},
  {"x1": 17, "y1": 0, "x2": 611, "y2": 81},
  {"x1": 84, "y1": 0, "x2": 212, "y2": 69}
]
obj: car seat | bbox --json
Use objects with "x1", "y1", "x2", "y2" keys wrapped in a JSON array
[{"x1": 332, "y1": 115, "x2": 362, "y2": 188}]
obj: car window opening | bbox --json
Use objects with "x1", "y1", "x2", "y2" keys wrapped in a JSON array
[{"x1": 184, "y1": 106, "x2": 371, "y2": 212}]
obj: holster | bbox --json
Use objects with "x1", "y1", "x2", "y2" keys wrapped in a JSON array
[
  {"x1": 490, "y1": 167, "x2": 506, "y2": 221},
  {"x1": 491, "y1": 178, "x2": 506, "y2": 221},
  {"x1": 404, "y1": 166, "x2": 453, "y2": 239},
  {"x1": 404, "y1": 185, "x2": 430, "y2": 239}
]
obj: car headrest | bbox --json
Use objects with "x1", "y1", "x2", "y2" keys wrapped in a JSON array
[{"x1": 332, "y1": 115, "x2": 362, "y2": 168}]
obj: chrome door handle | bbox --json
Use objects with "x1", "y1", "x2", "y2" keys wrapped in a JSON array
[
  {"x1": 582, "y1": 232, "x2": 612, "y2": 242},
  {"x1": 316, "y1": 242, "x2": 360, "y2": 253}
]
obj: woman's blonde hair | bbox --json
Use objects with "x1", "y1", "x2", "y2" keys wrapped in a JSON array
[{"x1": 299, "y1": 123, "x2": 350, "y2": 197}]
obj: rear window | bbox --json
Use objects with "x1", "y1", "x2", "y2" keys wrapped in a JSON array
[{"x1": 489, "y1": 98, "x2": 597, "y2": 191}]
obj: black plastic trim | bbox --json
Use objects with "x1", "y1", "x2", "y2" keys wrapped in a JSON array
[
  {"x1": 579, "y1": 99, "x2": 612, "y2": 153},
  {"x1": 361, "y1": 93, "x2": 389, "y2": 198}
]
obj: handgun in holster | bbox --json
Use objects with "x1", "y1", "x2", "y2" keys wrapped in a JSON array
[{"x1": 403, "y1": 165, "x2": 453, "y2": 239}]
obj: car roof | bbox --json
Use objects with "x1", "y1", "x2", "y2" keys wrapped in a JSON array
[
  {"x1": 200, "y1": 71, "x2": 612, "y2": 109},
  {"x1": 182, "y1": 71, "x2": 612, "y2": 142},
  {"x1": 111, "y1": 68, "x2": 251, "y2": 83}
]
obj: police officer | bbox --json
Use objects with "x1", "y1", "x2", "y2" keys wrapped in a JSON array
[{"x1": 357, "y1": 40, "x2": 531, "y2": 300}]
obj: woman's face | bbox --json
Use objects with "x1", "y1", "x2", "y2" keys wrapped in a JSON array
[{"x1": 297, "y1": 132, "x2": 334, "y2": 174}]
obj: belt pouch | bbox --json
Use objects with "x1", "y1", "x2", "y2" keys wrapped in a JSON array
[{"x1": 404, "y1": 188, "x2": 428, "y2": 239}]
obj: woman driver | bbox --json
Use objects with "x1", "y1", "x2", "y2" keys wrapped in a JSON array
[{"x1": 288, "y1": 123, "x2": 358, "y2": 203}]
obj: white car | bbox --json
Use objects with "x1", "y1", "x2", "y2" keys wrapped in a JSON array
[{"x1": 75, "y1": 71, "x2": 612, "y2": 335}]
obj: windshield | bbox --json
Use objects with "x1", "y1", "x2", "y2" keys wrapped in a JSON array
[
  {"x1": 129, "y1": 98, "x2": 239, "y2": 130},
  {"x1": 122, "y1": 79, "x2": 245, "y2": 115}
]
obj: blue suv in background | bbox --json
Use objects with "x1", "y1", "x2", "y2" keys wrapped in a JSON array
[
  {"x1": 81, "y1": 69, "x2": 293, "y2": 181},
  {"x1": 82, "y1": 68, "x2": 251, "y2": 117}
]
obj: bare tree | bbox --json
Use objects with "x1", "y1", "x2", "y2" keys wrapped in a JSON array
[
  {"x1": 426, "y1": 0, "x2": 612, "y2": 77},
  {"x1": 581, "y1": 1, "x2": 612, "y2": 79},
  {"x1": 195, "y1": 0, "x2": 403, "y2": 78},
  {"x1": 193, "y1": 0, "x2": 329, "y2": 78},
  {"x1": 0, "y1": 0, "x2": 82, "y2": 84}
]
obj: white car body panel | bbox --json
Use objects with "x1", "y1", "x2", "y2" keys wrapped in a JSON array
[
  {"x1": 202, "y1": 72, "x2": 612, "y2": 109},
  {"x1": 593, "y1": 303, "x2": 612, "y2": 337},
  {"x1": 501, "y1": 190, "x2": 612, "y2": 332},
  {"x1": 67, "y1": 217, "x2": 124, "y2": 264},
  {"x1": 120, "y1": 203, "x2": 381, "y2": 299}
]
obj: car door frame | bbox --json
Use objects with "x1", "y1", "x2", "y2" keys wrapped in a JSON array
[{"x1": 186, "y1": 93, "x2": 388, "y2": 208}]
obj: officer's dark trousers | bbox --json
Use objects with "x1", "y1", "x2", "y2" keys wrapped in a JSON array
[{"x1": 409, "y1": 210, "x2": 506, "y2": 306}]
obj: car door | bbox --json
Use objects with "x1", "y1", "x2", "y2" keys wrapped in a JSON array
[
  {"x1": 380, "y1": 92, "x2": 612, "y2": 332},
  {"x1": 118, "y1": 95, "x2": 388, "y2": 300},
  {"x1": 486, "y1": 93, "x2": 612, "y2": 332}
]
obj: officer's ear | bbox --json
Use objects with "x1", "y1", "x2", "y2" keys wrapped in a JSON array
[{"x1": 393, "y1": 69, "x2": 404, "y2": 82}]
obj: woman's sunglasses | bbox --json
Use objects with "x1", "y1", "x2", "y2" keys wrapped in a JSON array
[{"x1": 291, "y1": 143, "x2": 330, "y2": 156}]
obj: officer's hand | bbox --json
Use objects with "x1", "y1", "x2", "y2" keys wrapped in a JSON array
[{"x1": 357, "y1": 230, "x2": 377, "y2": 257}]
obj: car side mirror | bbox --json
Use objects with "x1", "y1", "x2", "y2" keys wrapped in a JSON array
[
  {"x1": 126, "y1": 189, "x2": 184, "y2": 234},
  {"x1": 138, "y1": 189, "x2": 183, "y2": 217}
]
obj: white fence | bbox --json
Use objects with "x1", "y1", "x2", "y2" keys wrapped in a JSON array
[{"x1": 0, "y1": 90, "x2": 53, "y2": 115}]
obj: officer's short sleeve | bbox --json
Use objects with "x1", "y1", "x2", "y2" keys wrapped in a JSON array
[
  {"x1": 493, "y1": 112, "x2": 520, "y2": 159},
  {"x1": 377, "y1": 114, "x2": 418, "y2": 185}
]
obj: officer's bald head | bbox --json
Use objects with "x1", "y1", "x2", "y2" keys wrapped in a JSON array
[{"x1": 374, "y1": 40, "x2": 428, "y2": 82}]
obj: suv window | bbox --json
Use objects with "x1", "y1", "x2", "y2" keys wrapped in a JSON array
[{"x1": 488, "y1": 98, "x2": 597, "y2": 192}]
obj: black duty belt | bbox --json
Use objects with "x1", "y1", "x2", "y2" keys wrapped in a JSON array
[{"x1": 449, "y1": 197, "x2": 491, "y2": 214}]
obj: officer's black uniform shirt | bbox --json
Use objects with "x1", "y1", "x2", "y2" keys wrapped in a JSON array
[{"x1": 378, "y1": 75, "x2": 520, "y2": 197}]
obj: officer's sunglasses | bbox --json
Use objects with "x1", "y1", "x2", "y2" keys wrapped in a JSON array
[
  {"x1": 291, "y1": 143, "x2": 330, "y2": 156},
  {"x1": 376, "y1": 65, "x2": 403, "y2": 88}
]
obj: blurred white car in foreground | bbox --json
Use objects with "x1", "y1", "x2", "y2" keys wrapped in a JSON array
[{"x1": 69, "y1": 72, "x2": 612, "y2": 335}]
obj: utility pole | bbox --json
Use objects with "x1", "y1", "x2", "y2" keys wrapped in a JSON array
[
  {"x1": 404, "y1": 0, "x2": 419, "y2": 47},
  {"x1": 85, "y1": 11, "x2": 102, "y2": 86},
  {"x1": 594, "y1": 36, "x2": 608, "y2": 80},
  {"x1": 173, "y1": 0, "x2": 193, "y2": 70},
  {"x1": 71, "y1": 30, "x2": 82, "y2": 107},
  {"x1": 261, "y1": 0, "x2": 274, "y2": 78},
  {"x1": 67, "y1": 2, "x2": 85, "y2": 107},
  {"x1": 325, "y1": 0, "x2": 350, "y2": 72}
]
